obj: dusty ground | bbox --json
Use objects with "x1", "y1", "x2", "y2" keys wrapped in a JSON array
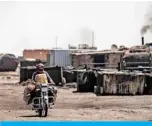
[{"x1": 0, "y1": 72, "x2": 152, "y2": 121}]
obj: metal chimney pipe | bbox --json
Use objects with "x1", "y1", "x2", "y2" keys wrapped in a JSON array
[{"x1": 142, "y1": 37, "x2": 144, "y2": 45}]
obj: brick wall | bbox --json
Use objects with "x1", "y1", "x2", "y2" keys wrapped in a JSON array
[{"x1": 23, "y1": 49, "x2": 50, "y2": 61}]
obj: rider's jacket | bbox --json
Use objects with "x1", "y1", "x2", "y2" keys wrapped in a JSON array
[
  {"x1": 35, "y1": 73, "x2": 48, "y2": 83},
  {"x1": 32, "y1": 71, "x2": 55, "y2": 84}
]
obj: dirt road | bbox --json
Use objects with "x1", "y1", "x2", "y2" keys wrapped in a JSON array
[{"x1": 0, "y1": 73, "x2": 152, "y2": 121}]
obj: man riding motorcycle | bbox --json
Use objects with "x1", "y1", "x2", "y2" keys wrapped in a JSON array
[
  {"x1": 32, "y1": 63, "x2": 55, "y2": 84},
  {"x1": 27, "y1": 63, "x2": 57, "y2": 105}
]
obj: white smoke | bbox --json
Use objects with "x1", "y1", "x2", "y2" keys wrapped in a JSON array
[{"x1": 77, "y1": 27, "x2": 94, "y2": 46}]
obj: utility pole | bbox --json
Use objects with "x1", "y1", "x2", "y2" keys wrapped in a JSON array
[{"x1": 55, "y1": 36, "x2": 58, "y2": 49}]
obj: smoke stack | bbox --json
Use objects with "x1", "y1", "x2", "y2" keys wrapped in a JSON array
[{"x1": 142, "y1": 37, "x2": 144, "y2": 45}]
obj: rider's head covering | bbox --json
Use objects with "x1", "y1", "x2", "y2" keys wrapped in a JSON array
[{"x1": 36, "y1": 63, "x2": 44, "y2": 72}]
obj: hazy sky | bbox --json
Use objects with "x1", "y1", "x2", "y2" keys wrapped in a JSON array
[{"x1": 0, "y1": 1, "x2": 150, "y2": 56}]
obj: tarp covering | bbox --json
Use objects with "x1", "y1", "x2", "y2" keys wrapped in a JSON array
[
  {"x1": 122, "y1": 52, "x2": 151, "y2": 67},
  {"x1": 77, "y1": 70, "x2": 97, "y2": 92},
  {"x1": 96, "y1": 71, "x2": 145, "y2": 95},
  {"x1": 20, "y1": 59, "x2": 46, "y2": 67},
  {"x1": 0, "y1": 54, "x2": 18, "y2": 71}
]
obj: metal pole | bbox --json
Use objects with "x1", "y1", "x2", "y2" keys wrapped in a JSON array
[
  {"x1": 55, "y1": 36, "x2": 58, "y2": 49},
  {"x1": 92, "y1": 31, "x2": 94, "y2": 48},
  {"x1": 141, "y1": 36, "x2": 144, "y2": 45}
]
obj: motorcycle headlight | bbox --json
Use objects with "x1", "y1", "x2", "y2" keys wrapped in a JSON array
[{"x1": 43, "y1": 92, "x2": 47, "y2": 96}]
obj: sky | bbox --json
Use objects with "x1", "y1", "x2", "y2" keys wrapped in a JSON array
[{"x1": 0, "y1": 1, "x2": 151, "y2": 56}]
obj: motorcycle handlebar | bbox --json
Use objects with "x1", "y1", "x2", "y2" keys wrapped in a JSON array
[
  {"x1": 35, "y1": 83, "x2": 55, "y2": 86},
  {"x1": 48, "y1": 83, "x2": 56, "y2": 86}
]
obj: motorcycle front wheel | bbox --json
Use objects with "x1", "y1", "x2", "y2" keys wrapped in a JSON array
[{"x1": 38, "y1": 102, "x2": 48, "y2": 117}]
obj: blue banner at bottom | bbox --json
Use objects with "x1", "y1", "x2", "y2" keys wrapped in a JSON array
[{"x1": 1, "y1": 121, "x2": 152, "y2": 126}]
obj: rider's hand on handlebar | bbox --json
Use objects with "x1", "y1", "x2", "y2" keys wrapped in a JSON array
[{"x1": 48, "y1": 83, "x2": 55, "y2": 86}]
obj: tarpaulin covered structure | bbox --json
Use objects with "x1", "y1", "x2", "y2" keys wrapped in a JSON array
[{"x1": 0, "y1": 54, "x2": 18, "y2": 71}]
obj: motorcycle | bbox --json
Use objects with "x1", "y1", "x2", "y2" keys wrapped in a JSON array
[{"x1": 31, "y1": 83, "x2": 57, "y2": 117}]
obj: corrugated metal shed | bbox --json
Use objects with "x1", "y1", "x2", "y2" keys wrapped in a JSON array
[
  {"x1": 46, "y1": 49, "x2": 75, "y2": 67},
  {"x1": 52, "y1": 50, "x2": 71, "y2": 67}
]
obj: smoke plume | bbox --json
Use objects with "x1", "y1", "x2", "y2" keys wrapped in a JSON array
[
  {"x1": 78, "y1": 27, "x2": 93, "y2": 46},
  {"x1": 141, "y1": 4, "x2": 152, "y2": 35},
  {"x1": 141, "y1": 24, "x2": 151, "y2": 35}
]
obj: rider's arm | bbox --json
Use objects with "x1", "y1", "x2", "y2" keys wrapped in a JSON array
[
  {"x1": 32, "y1": 72, "x2": 37, "y2": 82},
  {"x1": 44, "y1": 71, "x2": 55, "y2": 85}
]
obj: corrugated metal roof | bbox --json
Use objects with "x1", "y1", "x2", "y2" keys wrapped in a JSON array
[
  {"x1": 71, "y1": 50, "x2": 124, "y2": 55},
  {"x1": 98, "y1": 71, "x2": 145, "y2": 75},
  {"x1": 50, "y1": 49, "x2": 96, "y2": 52}
]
